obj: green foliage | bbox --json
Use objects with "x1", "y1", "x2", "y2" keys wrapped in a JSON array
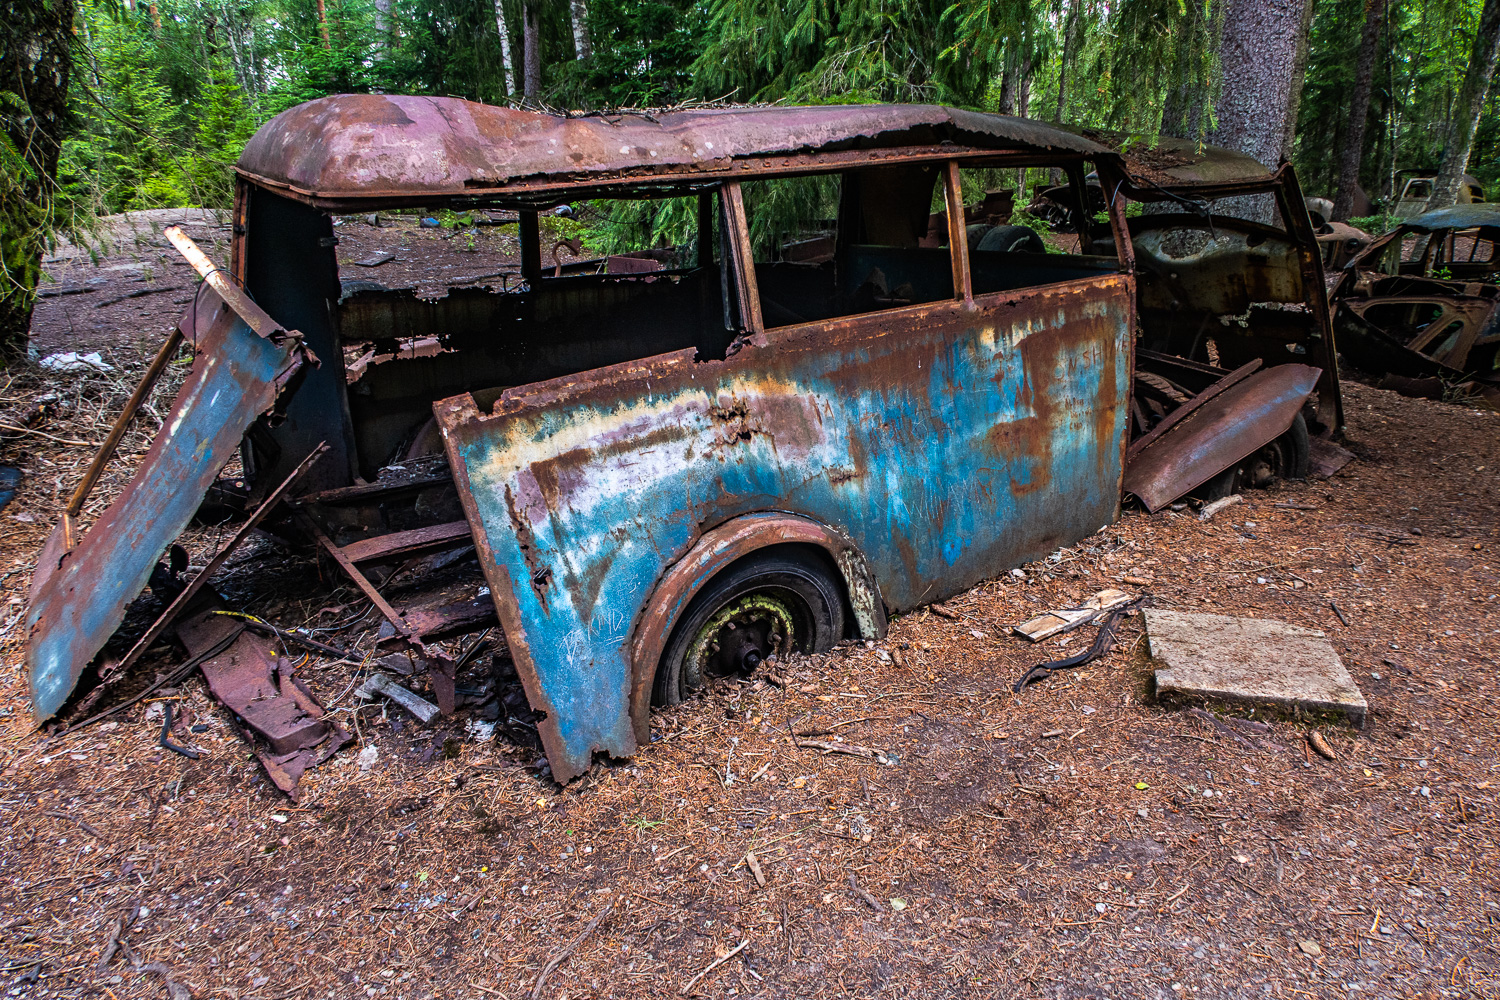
[
  {"x1": 63, "y1": 0, "x2": 264, "y2": 214},
  {"x1": 552, "y1": 0, "x2": 703, "y2": 107},
  {"x1": 693, "y1": 0, "x2": 985, "y2": 105},
  {"x1": 1295, "y1": 0, "x2": 1492, "y2": 203},
  {"x1": 1347, "y1": 213, "x2": 1404, "y2": 235},
  {"x1": 582, "y1": 197, "x2": 698, "y2": 259}
]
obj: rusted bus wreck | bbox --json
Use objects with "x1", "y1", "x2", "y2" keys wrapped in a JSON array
[{"x1": 27, "y1": 96, "x2": 1337, "y2": 784}]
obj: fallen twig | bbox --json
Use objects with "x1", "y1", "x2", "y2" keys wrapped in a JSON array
[
  {"x1": 530, "y1": 898, "x2": 614, "y2": 1000},
  {"x1": 680, "y1": 939, "x2": 750, "y2": 995},
  {"x1": 1198, "y1": 495, "x2": 1241, "y2": 521},
  {"x1": 0, "y1": 422, "x2": 99, "y2": 447},
  {"x1": 848, "y1": 873, "x2": 884, "y2": 912},
  {"x1": 96, "y1": 286, "x2": 185, "y2": 307},
  {"x1": 796, "y1": 739, "x2": 886, "y2": 761},
  {"x1": 43, "y1": 809, "x2": 102, "y2": 838}
]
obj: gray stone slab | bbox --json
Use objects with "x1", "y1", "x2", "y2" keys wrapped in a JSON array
[{"x1": 1146, "y1": 609, "x2": 1367, "y2": 722}]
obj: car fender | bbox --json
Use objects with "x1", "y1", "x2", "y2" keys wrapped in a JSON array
[{"x1": 626, "y1": 511, "x2": 886, "y2": 745}]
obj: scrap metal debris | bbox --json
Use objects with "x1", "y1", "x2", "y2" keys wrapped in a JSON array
[
  {"x1": 1012, "y1": 602, "x2": 1138, "y2": 692},
  {"x1": 1331, "y1": 205, "x2": 1500, "y2": 404},
  {"x1": 357, "y1": 673, "x2": 441, "y2": 724},
  {"x1": 176, "y1": 608, "x2": 349, "y2": 799},
  {"x1": 1146, "y1": 609, "x2": 1367, "y2": 722},
  {"x1": 1012, "y1": 587, "x2": 1132, "y2": 641}
]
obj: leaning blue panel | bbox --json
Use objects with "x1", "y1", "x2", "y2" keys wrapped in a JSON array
[{"x1": 26, "y1": 288, "x2": 307, "y2": 722}]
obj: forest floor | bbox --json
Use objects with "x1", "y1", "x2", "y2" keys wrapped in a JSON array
[{"x1": 2, "y1": 211, "x2": 1500, "y2": 1000}]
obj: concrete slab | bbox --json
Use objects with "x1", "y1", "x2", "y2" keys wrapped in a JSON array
[{"x1": 1146, "y1": 609, "x2": 1367, "y2": 722}]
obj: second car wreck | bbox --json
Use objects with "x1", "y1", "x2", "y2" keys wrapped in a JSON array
[
  {"x1": 1331, "y1": 204, "x2": 1500, "y2": 403},
  {"x1": 26, "y1": 96, "x2": 1342, "y2": 785}
]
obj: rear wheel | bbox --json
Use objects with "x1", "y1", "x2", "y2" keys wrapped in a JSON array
[
  {"x1": 1243, "y1": 414, "x2": 1311, "y2": 487},
  {"x1": 653, "y1": 548, "x2": 846, "y2": 706}
]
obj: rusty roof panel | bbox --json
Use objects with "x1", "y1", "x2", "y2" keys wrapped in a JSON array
[
  {"x1": 236, "y1": 96, "x2": 1112, "y2": 203},
  {"x1": 1081, "y1": 131, "x2": 1276, "y2": 189},
  {"x1": 1400, "y1": 204, "x2": 1500, "y2": 232}
]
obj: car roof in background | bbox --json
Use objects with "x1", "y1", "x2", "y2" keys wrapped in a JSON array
[{"x1": 1401, "y1": 204, "x2": 1500, "y2": 232}]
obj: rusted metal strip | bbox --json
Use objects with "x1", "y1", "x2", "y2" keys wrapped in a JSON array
[
  {"x1": 113, "y1": 443, "x2": 329, "y2": 676},
  {"x1": 943, "y1": 161, "x2": 973, "y2": 306},
  {"x1": 338, "y1": 520, "x2": 473, "y2": 564},
  {"x1": 62, "y1": 326, "x2": 185, "y2": 549},
  {"x1": 164, "y1": 225, "x2": 295, "y2": 341},
  {"x1": 1126, "y1": 360, "x2": 1262, "y2": 462},
  {"x1": 721, "y1": 181, "x2": 763, "y2": 336},
  {"x1": 301, "y1": 513, "x2": 409, "y2": 633}
]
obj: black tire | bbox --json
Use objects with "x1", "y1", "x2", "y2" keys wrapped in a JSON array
[
  {"x1": 653, "y1": 548, "x2": 846, "y2": 706},
  {"x1": 1186, "y1": 413, "x2": 1311, "y2": 502},
  {"x1": 976, "y1": 224, "x2": 1046, "y2": 254},
  {"x1": 965, "y1": 223, "x2": 994, "y2": 254},
  {"x1": 1187, "y1": 465, "x2": 1238, "y2": 504},
  {"x1": 1243, "y1": 413, "x2": 1311, "y2": 488}
]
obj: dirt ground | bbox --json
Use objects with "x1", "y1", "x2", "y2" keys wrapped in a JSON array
[{"x1": 3, "y1": 213, "x2": 1500, "y2": 1000}]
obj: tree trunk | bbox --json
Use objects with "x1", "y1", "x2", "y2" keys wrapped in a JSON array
[
  {"x1": 1207, "y1": 0, "x2": 1309, "y2": 221},
  {"x1": 1160, "y1": 0, "x2": 1222, "y2": 139},
  {"x1": 1428, "y1": 0, "x2": 1500, "y2": 209},
  {"x1": 523, "y1": 2, "x2": 541, "y2": 98},
  {"x1": 493, "y1": 0, "x2": 512, "y2": 93},
  {"x1": 1279, "y1": 0, "x2": 1316, "y2": 163},
  {"x1": 998, "y1": 56, "x2": 1016, "y2": 115},
  {"x1": 315, "y1": 0, "x2": 330, "y2": 48},
  {"x1": 1333, "y1": 0, "x2": 1385, "y2": 220},
  {"x1": 570, "y1": 0, "x2": 590, "y2": 60},
  {"x1": 374, "y1": 0, "x2": 393, "y2": 59},
  {"x1": 0, "y1": 0, "x2": 74, "y2": 362},
  {"x1": 1055, "y1": 0, "x2": 1081, "y2": 123},
  {"x1": 1016, "y1": 57, "x2": 1032, "y2": 199}
]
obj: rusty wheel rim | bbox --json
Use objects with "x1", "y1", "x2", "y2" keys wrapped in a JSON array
[{"x1": 682, "y1": 593, "x2": 796, "y2": 690}]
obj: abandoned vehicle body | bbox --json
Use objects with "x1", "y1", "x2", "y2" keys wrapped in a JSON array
[
  {"x1": 1331, "y1": 205, "x2": 1500, "y2": 394},
  {"x1": 1091, "y1": 136, "x2": 1344, "y2": 509},
  {"x1": 26, "y1": 97, "x2": 1333, "y2": 783}
]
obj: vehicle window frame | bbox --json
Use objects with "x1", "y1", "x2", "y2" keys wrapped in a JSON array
[{"x1": 722, "y1": 156, "x2": 1130, "y2": 344}]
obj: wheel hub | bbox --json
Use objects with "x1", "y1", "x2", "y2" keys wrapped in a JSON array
[{"x1": 682, "y1": 593, "x2": 796, "y2": 690}]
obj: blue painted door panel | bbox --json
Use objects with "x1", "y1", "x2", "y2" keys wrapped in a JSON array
[{"x1": 436, "y1": 274, "x2": 1134, "y2": 780}]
